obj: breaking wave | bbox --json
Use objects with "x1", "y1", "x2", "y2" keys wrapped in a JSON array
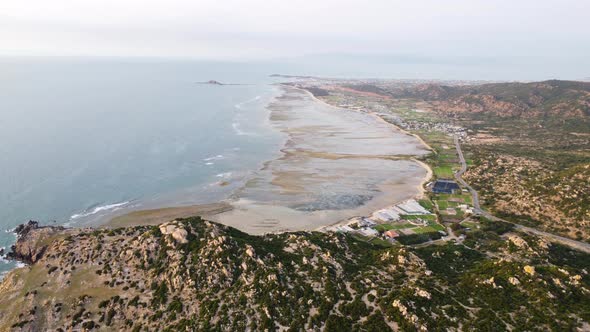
[
  {"x1": 70, "y1": 201, "x2": 130, "y2": 220},
  {"x1": 234, "y1": 95, "x2": 261, "y2": 109},
  {"x1": 204, "y1": 155, "x2": 224, "y2": 161}
]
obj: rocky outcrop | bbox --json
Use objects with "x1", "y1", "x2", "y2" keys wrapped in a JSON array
[
  {"x1": 158, "y1": 221, "x2": 188, "y2": 244},
  {"x1": 6, "y1": 221, "x2": 64, "y2": 264}
]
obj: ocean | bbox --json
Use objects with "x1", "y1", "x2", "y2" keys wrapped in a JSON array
[{"x1": 0, "y1": 58, "x2": 286, "y2": 275}]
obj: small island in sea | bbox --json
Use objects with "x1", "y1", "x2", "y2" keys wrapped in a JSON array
[
  {"x1": 199, "y1": 80, "x2": 224, "y2": 85},
  {"x1": 196, "y1": 80, "x2": 249, "y2": 86}
]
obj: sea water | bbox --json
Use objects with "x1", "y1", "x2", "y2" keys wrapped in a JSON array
[{"x1": 0, "y1": 57, "x2": 285, "y2": 275}]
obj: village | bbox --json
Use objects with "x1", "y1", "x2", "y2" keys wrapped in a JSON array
[{"x1": 324, "y1": 179, "x2": 476, "y2": 246}]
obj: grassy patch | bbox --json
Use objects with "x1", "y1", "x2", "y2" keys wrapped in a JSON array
[
  {"x1": 369, "y1": 238, "x2": 393, "y2": 248},
  {"x1": 418, "y1": 199, "x2": 434, "y2": 211},
  {"x1": 429, "y1": 224, "x2": 446, "y2": 231},
  {"x1": 434, "y1": 165, "x2": 454, "y2": 178},
  {"x1": 460, "y1": 221, "x2": 479, "y2": 229},
  {"x1": 374, "y1": 223, "x2": 415, "y2": 232},
  {"x1": 402, "y1": 214, "x2": 436, "y2": 221},
  {"x1": 413, "y1": 226, "x2": 440, "y2": 234}
]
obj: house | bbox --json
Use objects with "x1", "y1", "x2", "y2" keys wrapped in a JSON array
[
  {"x1": 432, "y1": 180, "x2": 460, "y2": 194},
  {"x1": 383, "y1": 230, "x2": 400, "y2": 239}
]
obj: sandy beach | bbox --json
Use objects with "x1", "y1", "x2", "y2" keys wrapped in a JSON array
[{"x1": 108, "y1": 86, "x2": 431, "y2": 233}]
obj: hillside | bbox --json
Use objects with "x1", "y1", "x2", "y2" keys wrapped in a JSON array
[
  {"x1": 319, "y1": 79, "x2": 590, "y2": 241},
  {"x1": 1, "y1": 217, "x2": 589, "y2": 331},
  {"x1": 350, "y1": 80, "x2": 590, "y2": 121}
]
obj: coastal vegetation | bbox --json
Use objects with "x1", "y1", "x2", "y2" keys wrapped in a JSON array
[{"x1": 1, "y1": 217, "x2": 589, "y2": 331}]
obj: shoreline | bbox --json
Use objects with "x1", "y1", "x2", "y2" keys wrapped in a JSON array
[
  {"x1": 107, "y1": 84, "x2": 432, "y2": 234},
  {"x1": 294, "y1": 84, "x2": 434, "y2": 196},
  {"x1": 106, "y1": 202, "x2": 233, "y2": 228},
  {"x1": 294, "y1": 85, "x2": 435, "y2": 231}
]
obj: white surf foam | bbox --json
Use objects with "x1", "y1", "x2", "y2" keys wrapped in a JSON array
[
  {"x1": 204, "y1": 155, "x2": 224, "y2": 161},
  {"x1": 234, "y1": 95, "x2": 261, "y2": 109},
  {"x1": 215, "y1": 172, "x2": 232, "y2": 178},
  {"x1": 232, "y1": 120, "x2": 258, "y2": 136},
  {"x1": 232, "y1": 122, "x2": 248, "y2": 136},
  {"x1": 70, "y1": 201, "x2": 130, "y2": 220}
]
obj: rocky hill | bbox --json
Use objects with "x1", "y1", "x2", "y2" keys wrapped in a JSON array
[
  {"x1": 347, "y1": 80, "x2": 590, "y2": 121},
  {"x1": 332, "y1": 79, "x2": 590, "y2": 242},
  {"x1": 1, "y1": 217, "x2": 589, "y2": 331}
]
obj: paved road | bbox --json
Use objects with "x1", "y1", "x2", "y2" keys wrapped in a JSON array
[{"x1": 453, "y1": 135, "x2": 590, "y2": 254}]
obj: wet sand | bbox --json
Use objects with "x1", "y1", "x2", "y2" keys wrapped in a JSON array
[
  {"x1": 208, "y1": 87, "x2": 429, "y2": 233},
  {"x1": 108, "y1": 86, "x2": 430, "y2": 233},
  {"x1": 108, "y1": 202, "x2": 232, "y2": 228}
]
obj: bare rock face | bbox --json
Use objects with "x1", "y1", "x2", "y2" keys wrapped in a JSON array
[
  {"x1": 159, "y1": 221, "x2": 189, "y2": 244},
  {"x1": 7, "y1": 221, "x2": 64, "y2": 264}
]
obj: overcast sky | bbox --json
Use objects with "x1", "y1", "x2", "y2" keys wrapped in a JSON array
[{"x1": 1, "y1": 0, "x2": 589, "y2": 60}]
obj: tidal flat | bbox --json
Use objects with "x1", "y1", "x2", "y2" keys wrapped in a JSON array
[
  {"x1": 208, "y1": 87, "x2": 430, "y2": 233},
  {"x1": 109, "y1": 86, "x2": 430, "y2": 233}
]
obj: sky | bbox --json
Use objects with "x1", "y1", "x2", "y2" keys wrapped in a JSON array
[{"x1": 1, "y1": 0, "x2": 589, "y2": 60}]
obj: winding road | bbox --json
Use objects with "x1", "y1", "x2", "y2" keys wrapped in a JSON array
[{"x1": 453, "y1": 135, "x2": 590, "y2": 254}]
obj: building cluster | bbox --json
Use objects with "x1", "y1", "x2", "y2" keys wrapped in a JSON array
[
  {"x1": 328, "y1": 199, "x2": 434, "y2": 241},
  {"x1": 380, "y1": 113, "x2": 467, "y2": 137}
]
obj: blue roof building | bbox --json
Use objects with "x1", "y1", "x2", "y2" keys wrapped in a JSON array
[{"x1": 432, "y1": 180, "x2": 460, "y2": 194}]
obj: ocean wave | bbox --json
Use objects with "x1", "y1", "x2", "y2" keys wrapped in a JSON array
[
  {"x1": 215, "y1": 172, "x2": 233, "y2": 178},
  {"x1": 204, "y1": 154, "x2": 224, "y2": 161},
  {"x1": 205, "y1": 162, "x2": 214, "y2": 165},
  {"x1": 234, "y1": 95, "x2": 261, "y2": 109},
  {"x1": 232, "y1": 121, "x2": 258, "y2": 136},
  {"x1": 70, "y1": 201, "x2": 130, "y2": 220},
  {"x1": 232, "y1": 122, "x2": 247, "y2": 136}
]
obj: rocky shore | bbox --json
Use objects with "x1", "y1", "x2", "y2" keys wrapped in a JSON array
[{"x1": 6, "y1": 221, "x2": 64, "y2": 265}]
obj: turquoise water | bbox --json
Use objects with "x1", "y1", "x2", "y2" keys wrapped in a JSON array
[{"x1": 0, "y1": 58, "x2": 285, "y2": 274}]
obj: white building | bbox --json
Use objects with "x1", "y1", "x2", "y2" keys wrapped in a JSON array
[
  {"x1": 358, "y1": 228, "x2": 379, "y2": 237},
  {"x1": 374, "y1": 211, "x2": 393, "y2": 221},
  {"x1": 397, "y1": 199, "x2": 430, "y2": 215}
]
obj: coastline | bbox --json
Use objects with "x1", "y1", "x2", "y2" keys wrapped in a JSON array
[
  {"x1": 294, "y1": 84, "x2": 434, "y2": 193},
  {"x1": 107, "y1": 85, "x2": 431, "y2": 234},
  {"x1": 107, "y1": 202, "x2": 233, "y2": 228},
  {"x1": 294, "y1": 85, "x2": 435, "y2": 231},
  {"x1": 294, "y1": 84, "x2": 434, "y2": 151}
]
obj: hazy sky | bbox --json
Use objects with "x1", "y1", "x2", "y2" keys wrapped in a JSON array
[{"x1": 1, "y1": 0, "x2": 589, "y2": 60}]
